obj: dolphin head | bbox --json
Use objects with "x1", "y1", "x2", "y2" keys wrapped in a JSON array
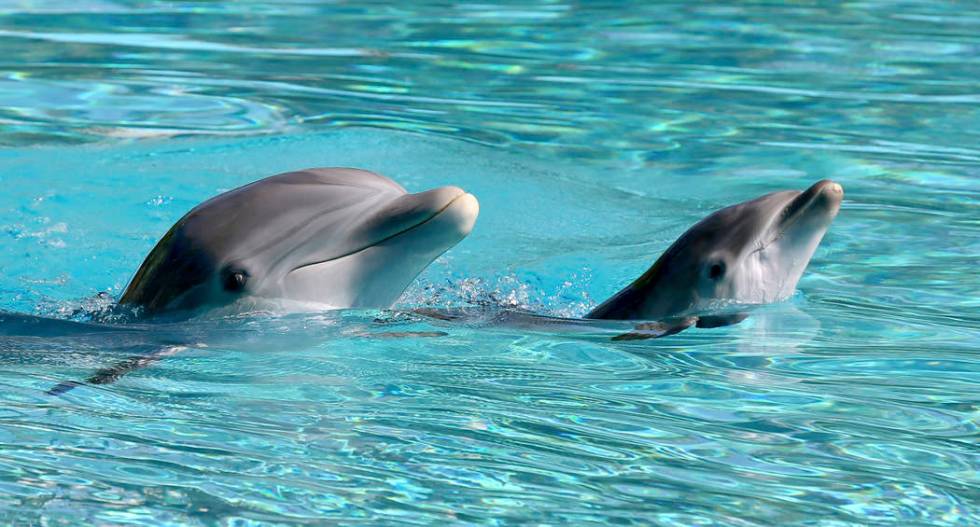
[
  {"x1": 119, "y1": 168, "x2": 479, "y2": 316},
  {"x1": 587, "y1": 179, "x2": 843, "y2": 321}
]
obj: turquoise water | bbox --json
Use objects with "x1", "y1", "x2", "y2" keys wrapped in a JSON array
[{"x1": 1, "y1": 1, "x2": 979, "y2": 525}]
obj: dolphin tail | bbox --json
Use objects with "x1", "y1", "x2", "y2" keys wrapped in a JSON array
[{"x1": 46, "y1": 345, "x2": 187, "y2": 396}]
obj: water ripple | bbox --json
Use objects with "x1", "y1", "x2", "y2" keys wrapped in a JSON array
[{"x1": 0, "y1": 0, "x2": 978, "y2": 525}]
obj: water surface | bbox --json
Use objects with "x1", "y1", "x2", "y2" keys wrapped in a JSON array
[{"x1": 0, "y1": 1, "x2": 978, "y2": 525}]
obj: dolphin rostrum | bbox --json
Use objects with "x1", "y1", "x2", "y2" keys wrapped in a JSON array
[
  {"x1": 586, "y1": 179, "x2": 843, "y2": 334},
  {"x1": 119, "y1": 167, "x2": 479, "y2": 317}
]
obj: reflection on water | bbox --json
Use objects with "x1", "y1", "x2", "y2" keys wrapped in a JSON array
[
  {"x1": 0, "y1": 1, "x2": 978, "y2": 525},
  {"x1": 1, "y1": 1, "x2": 978, "y2": 163}
]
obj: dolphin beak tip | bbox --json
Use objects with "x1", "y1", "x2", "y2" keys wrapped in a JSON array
[
  {"x1": 445, "y1": 191, "x2": 480, "y2": 236},
  {"x1": 815, "y1": 179, "x2": 843, "y2": 195},
  {"x1": 810, "y1": 179, "x2": 844, "y2": 212}
]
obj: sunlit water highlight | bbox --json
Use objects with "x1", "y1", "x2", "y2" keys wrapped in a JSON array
[{"x1": 1, "y1": 2, "x2": 978, "y2": 525}]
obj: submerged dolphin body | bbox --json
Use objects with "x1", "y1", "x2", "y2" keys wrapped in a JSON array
[
  {"x1": 586, "y1": 179, "x2": 843, "y2": 333},
  {"x1": 120, "y1": 168, "x2": 479, "y2": 317}
]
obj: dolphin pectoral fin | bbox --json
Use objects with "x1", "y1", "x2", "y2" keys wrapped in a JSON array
[
  {"x1": 46, "y1": 345, "x2": 187, "y2": 396},
  {"x1": 611, "y1": 317, "x2": 697, "y2": 341},
  {"x1": 409, "y1": 307, "x2": 466, "y2": 322},
  {"x1": 695, "y1": 312, "x2": 750, "y2": 328},
  {"x1": 373, "y1": 308, "x2": 467, "y2": 325},
  {"x1": 361, "y1": 309, "x2": 455, "y2": 338},
  {"x1": 86, "y1": 346, "x2": 186, "y2": 385}
]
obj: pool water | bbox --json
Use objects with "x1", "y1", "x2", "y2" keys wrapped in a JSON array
[{"x1": 1, "y1": 1, "x2": 978, "y2": 525}]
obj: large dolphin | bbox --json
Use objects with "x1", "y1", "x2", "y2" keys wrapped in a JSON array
[
  {"x1": 586, "y1": 179, "x2": 843, "y2": 334},
  {"x1": 119, "y1": 167, "x2": 479, "y2": 317},
  {"x1": 40, "y1": 167, "x2": 478, "y2": 394}
]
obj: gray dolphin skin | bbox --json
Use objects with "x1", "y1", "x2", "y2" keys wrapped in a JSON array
[
  {"x1": 586, "y1": 179, "x2": 843, "y2": 329},
  {"x1": 38, "y1": 176, "x2": 840, "y2": 393},
  {"x1": 407, "y1": 179, "x2": 843, "y2": 341},
  {"x1": 119, "y1": 168, "x2": 479, "y2": 316},
  {"x1": 43, "y1": 167, "x2": 478, "y2": 394}
]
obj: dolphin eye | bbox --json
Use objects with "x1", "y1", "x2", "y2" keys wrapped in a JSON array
[
  {"x1": 222, "y1": 268, "x2": 249, "y2": 292},
  {"x1": 708, "y1": 261, "x2": 726, "y2": 280}
]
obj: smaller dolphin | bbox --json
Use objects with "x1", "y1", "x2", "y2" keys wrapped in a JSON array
[
  {"x1": 587, "y1": 179, "x2": 843, "y2": 332},
  {"x1": 399, "y1": 179, "x2": 842, "y2": 340},
  {"x1": 120, "y1": 168, "x2": 479, "y2": 317}
]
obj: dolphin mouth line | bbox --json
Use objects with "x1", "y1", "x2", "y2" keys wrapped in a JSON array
[
  {"x1": 288, "y1": 191, "x2": 472, "y2": 274},
  {"x1": 752, "y1": 187, "x2": 827, "y2": 254}
]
